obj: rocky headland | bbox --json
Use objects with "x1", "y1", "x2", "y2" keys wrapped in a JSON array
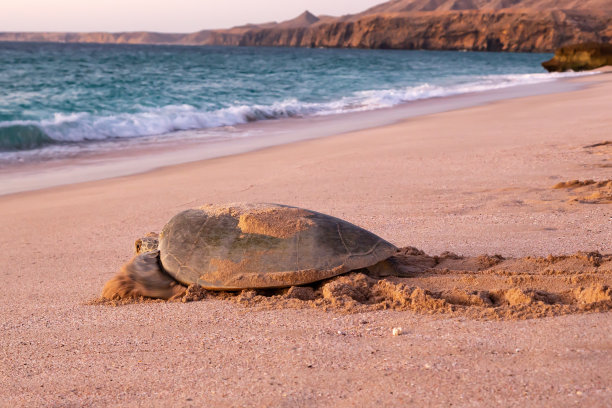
[
  {"x1": 542, "y1": 42, "x2": 612, "y2": 71},
  {"x1": 1, "y1": 0, "x2": 612, "y2": 52}
]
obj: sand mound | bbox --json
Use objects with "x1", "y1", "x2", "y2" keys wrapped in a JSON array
[
  {"x1": 94, "y1": 247, "x2": 612, "y2": 320},
  {"x1": 552, "y1": 179, "x2": 612, "y2": 203}
]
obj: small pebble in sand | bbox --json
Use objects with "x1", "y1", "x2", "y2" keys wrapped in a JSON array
[{"x1": 392, "y1": 327, "x2": 403, "y2": 336}]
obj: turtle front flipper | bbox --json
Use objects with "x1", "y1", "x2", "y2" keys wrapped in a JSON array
[{"x1": 102, "y1": 251, "x2": 186, "y2": 300}]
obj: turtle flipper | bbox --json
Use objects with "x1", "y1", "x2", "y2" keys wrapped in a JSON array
[
  {"x1": 365, "y1": 257, "x2": 420, "y2": 278},
  {"x1": 102, "y1": 251, "x2": 186, "y2": 300},
  {"x1": 365, "y1": 259, "x2": 399, "y2": 278}
]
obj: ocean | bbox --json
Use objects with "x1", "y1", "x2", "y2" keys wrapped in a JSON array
[{"x1": 0, "y1": 42, "x2": 582, "y2": 164}]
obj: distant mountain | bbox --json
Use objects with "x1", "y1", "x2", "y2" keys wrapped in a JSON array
[
  {"x1": 275, "y1": 11, "x2": 320, "y2": 28},
  {"x1": 1, "y1": 0, "x2": 611, "y2": 52}
]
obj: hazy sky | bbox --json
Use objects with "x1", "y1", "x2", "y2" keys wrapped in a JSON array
[{"x1": 1, "y1": 0, "x2": 385, "y2": 32}]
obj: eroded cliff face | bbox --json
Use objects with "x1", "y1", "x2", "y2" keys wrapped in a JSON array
[
  {"x1": 232, "y1": 11, "x2": 611, "y2": 52},
  {"x1": 1, "y1": 2, "x2": 611, "y2": 52}
]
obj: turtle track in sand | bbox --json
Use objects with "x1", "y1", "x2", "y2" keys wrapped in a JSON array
[
  {"x1": 96, "y1": 247, "x2": 612, "y2": 320},
  {"x1": 584, "y1": 140, "x2": 612, "y2": 168}
]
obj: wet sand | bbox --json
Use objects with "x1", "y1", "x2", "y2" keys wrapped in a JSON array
[
  {"x1": 0, "y1": 75, "x2": 585, "y2": 196},
  {"x1": 1, "y1": 70, "x2": 611, "y2": 406}
]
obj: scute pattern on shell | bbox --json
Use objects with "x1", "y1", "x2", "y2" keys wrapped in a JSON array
[{"x1": 158, "y1": 203, "x2": 397, "y2": 290}]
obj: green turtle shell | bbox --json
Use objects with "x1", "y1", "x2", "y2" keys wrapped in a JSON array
[{"x1": 159, "y1": 203, "x2": 397, "y2": 290}]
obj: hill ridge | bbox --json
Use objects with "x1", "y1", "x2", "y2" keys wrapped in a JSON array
[{"x1": 1, "y1": 0, "x2": 611, "y2": 52}]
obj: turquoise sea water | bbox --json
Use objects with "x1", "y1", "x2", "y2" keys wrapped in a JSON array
[{"x1": 0, "y1": 42, "x2": 570, "y2": 161}]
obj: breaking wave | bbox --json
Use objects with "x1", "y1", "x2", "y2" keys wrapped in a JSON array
[{"x1": 0, "y1": 71, "x2": 593, "y2": 152}]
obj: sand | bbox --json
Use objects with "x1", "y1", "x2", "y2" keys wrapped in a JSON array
[
  {"x1": 553, "y1": 179, "x2": 612, "y2": 203},
  {"x1": 1, "y1": 70, "x2": 611, "y2": 406},
  {"x1": 100, "y1": 248, "x2": 612, "y2": 320}
]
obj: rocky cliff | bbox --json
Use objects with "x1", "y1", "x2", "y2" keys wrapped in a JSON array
[
  {"x1": 1, "y1": 0, "x2": 611, "y2": 52},
  {"x1": 232, "y1": 10, "x2": 612, "y2": 52}
]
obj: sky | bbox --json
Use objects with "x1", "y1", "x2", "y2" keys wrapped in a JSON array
[{"x1": 1, "y1": 0, "x2": 385, "y2": 33}]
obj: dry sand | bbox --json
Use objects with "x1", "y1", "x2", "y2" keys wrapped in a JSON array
[{"x1": 1, "y1": 71, "x2": 611, "y2": 406}]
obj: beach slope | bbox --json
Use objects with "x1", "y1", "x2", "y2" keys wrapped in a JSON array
[{"x1": 1, "y1": 71, "x2": 611, "y2": 406}]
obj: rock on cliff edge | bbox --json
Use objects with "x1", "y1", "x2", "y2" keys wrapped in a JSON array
[{"x1": 542, "y1": 43, "x2": 612, "y2": 71}]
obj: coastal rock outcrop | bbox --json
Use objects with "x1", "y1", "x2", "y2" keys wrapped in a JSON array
[{"x1": 542, "y1": 43, "x2": 612, "y2": 71}]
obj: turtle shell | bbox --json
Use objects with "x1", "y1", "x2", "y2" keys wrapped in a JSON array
[{"x1": 159, "y1": 203, "x2": 397, "y2": 290}]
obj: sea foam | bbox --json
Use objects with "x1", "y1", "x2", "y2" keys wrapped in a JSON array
[{"x1": 0, "y1": 71, "x2": 593, "y2": 153}]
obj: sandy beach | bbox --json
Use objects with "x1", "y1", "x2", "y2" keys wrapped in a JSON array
[{"x1": 1, "y1": 70, "x2": 611, "y2": 406}]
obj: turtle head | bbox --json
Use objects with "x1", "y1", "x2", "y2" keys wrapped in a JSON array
[{"x1": 135, "y1": 232, "x2": 159, "y2": 254}]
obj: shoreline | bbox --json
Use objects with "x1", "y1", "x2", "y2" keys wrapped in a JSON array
[
  {"x1": 0, "y1": 72, "x2": 595, "y2": 196},
  {"x1": 1, "y1": 63, "x2": 611, "y2": 407},
  {"x1": 1, "y1": 68, "x2": 609, "y2": 256}
]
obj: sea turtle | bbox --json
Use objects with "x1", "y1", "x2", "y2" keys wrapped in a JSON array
[{"x1": 102, "y1": 203, "x2": 399, "y2": 300}]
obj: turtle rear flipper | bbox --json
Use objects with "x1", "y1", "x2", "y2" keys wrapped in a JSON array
[{"x1": 102, "y1": 251, "x2": 186, "y2": 300}]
